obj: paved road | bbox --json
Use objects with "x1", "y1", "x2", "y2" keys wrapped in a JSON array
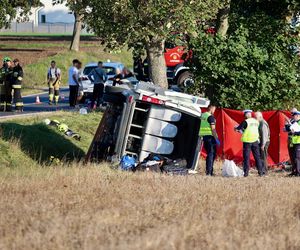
[{"x1": 0, "y1": 87, "x2": 74, "y2": 118}]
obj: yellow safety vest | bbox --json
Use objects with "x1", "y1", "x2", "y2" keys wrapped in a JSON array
[
  {"x1": 241, "y1": 118, "x2": 259, "y2": 143},
  {"x1": 292, "y1": 120, "x2": 300, "y2": 145},
  {"x1": 199, "y1": 112, "x2": 213, "y2": 136}
]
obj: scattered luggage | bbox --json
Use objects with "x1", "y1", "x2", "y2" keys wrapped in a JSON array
[
  {"x1": 123, "y1": 153, "x2": 188, "y2": 175},
  {"x1": 163, "y1": 159, "x2": 188, "y2": 175},
  {"x1": 136, "y1": 153, "x2": 165, "y2": 172},
  {"x1": 120, "y1": 155, "x2": 137, "y2": 171}
]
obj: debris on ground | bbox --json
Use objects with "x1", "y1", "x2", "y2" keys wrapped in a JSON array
[
  {"x1": 222, "y1": 159, "x2": 244, "y2": 177},
  {"x1": 120, "y1": 153, "x2": 189, "y2": 175},
  {"x1": 44, "y1": 119, "x2": 81, "y2": 141}
]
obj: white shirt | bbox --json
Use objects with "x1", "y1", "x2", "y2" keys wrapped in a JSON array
[
  {"x1": 68, "y1": 66, "x2": 79, "y2": 86},
  {"x1": 48, "y1": 67, "x2": 61, "y2": 79}
]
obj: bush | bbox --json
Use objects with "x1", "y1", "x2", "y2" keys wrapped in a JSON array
[{"x1": 190, "y1": 16, "x2": 300, "y2": 110}]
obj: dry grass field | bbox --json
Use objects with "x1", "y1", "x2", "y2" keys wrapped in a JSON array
[{"x1": 0, "y1": 164, "x2": 299, "y2": 250}]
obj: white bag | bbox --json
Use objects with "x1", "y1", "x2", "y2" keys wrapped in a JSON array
[{"x1": 222, "y1": 159, "x2": 244, "y2": 177}]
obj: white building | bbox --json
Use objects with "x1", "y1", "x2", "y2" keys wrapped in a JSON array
[{"x1": 27, "y1": 0, "x2": 74, "y2": 26}]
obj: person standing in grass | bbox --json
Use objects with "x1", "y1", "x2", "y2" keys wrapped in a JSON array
[
  {"x1": 255, "y1": 111, "x2": 270, "y2": 175},
  {"x1": 285, "y1": 109, "x2": 300, "y2": 177},
  {"x1": 47, "y1": 60, "x2": 61, "y2": 105},
  {"x1": 284, "y1": 108, "x2": 298, "y2": 176},
  {"x1": 234, "y1": 110, "x2": 264, "y2": 177},
  {"x1": 68, "y1": 59, "x2": 80, "y2": 107},
  {"x1": 199, "y1": 104, "x2": 220, "y2": 176}
]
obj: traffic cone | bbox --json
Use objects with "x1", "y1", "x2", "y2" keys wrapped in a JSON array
[{"x1": 35, "y1": 96, "x2": 41, "y2": 104}]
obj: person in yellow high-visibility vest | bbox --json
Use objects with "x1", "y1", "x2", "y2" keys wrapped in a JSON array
[
  {"x1": 234, "y1": 110, "x2": 263, "y2": 177},
  {"x1": 199, "y1": 104, "x2": 220, "y2": 176},
  {"x1": 286, "y1": 111, "x2": 300, "y2": 177}
]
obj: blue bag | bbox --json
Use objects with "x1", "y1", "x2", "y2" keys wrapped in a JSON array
[{"x1": 120, "y1": 155, "x2": 137, "y2": 171}]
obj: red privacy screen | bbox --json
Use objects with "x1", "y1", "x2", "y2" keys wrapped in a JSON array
[{"x1": 201, "y1": 108, "x2": 291, "y2": 166}]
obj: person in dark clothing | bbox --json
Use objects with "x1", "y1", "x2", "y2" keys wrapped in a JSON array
[
  {"x1": 2, "y1": 57, "x2": 14, "y2": 112},
  {"x1": 143, "y1": 58, "x2": 149, "y2": 81},
  {"x1": 11, "y1": 59, "x2": 24, "y2": 112},
  {"x1": 284, "y1": 108, "x2": 298, "y2": 176},
  {"x1": 112, "y1": 68, "x2": 133, "y2": 86},
  {"x1": 0, "y1": 57, "x2": 13, "y2": 111},
  {"x1": 112, "y1": 72, "x2": 123, "y2": 86},
  {"x1": 285, "y1": 111, "x2": 300, "y2": 177},
  {"x1": 123, "y1": 67, "x2": 134, "y2": 78},
  {"x1": 285, "y1": 109, "x2": 300, "y2": 176},
  {"x1": 68, "y1": 59, "x2": 80, "y2": 107},
  {"x1": 199, "y1": 104, "x2": 220, "y2": 176},
  {"x1": 234, "y1": 110, "x2": 264, "y2": 177},
  {"x1": 255, "y1": 111, "x2": 270, "y2": 175},
  {"x1": 88, "y1": 61, "x2": 107, "y2": 108},
  {"x1": 133, "y1": 56, "x2": 144, "y2": 81}
]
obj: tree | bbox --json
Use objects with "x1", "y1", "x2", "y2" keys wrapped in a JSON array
[
  {"x1": 86, "y1": 0, "x2": 223, "y2": 88},
  {"x1": 190, "y1": 0, "x2": 300, "y2": 110},
  {"x1": 53, "y1": 0, "x2": 89, "y2": 51},
  {"x1": 0, "y1": 0, "x2": 41, "y2": 29},
  {"x1": 216, "y1": 2, "x2": 230, "y2": 37}
]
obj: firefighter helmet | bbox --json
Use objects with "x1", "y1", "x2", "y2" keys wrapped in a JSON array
[
  {"x1": 58, "y1": 123, "x2": 68, "y2": 132},
  {"x1": 3, "y1": 57, "x2": 12, "y2": 62}
]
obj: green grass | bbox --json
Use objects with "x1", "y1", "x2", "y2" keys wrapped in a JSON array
[
  {"x1": 0, "y1": 43, "x2": 69, "y2": 49},
  {"x1": 24, "y1": 49, "x2": 133, "y2": 89},
  {"x1": 0, "y1": 111, "x2": 101, "y2": 170},
  {"x1": 0, "y1": 42, "x2": 103, "y2": 49}
]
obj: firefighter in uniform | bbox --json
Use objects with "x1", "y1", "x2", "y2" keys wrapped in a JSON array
[
  {"x1": 0, "y1": 57, "x2": 13, "y2": 112},
  {"x1": 47, "y1": 60, "x2": 61, "y2": 105},
  {"x1": 11, "y1": 59, "x2": 24, "y2": 112},
  {"x1": 234, "y1": 110, "x2": 264, "y2": 177},
  {"x1": 0, "y1": 60, "x2": 7, "y2": 111},
  {"x1": 286, "y1": 111, "x2": 300, "y2": 177},
  {"x1": 199, "y1": 104, "x2": 220, "y2": 176}
]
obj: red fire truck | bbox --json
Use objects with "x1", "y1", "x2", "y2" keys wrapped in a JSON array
[
  {"x1": 133, "y1": 44, "x2": 193, "y2": 91},
  {"x1": 134, "y1": 29, "x2": 216, "y2": 90},
  {"x1": 164, "y1": 43, "x2": 193, "y2": 89}
]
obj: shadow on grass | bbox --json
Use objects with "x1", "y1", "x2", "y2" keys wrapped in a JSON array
[{"x1": 0, "y1": 122, "x2": 85, "y2": 164}]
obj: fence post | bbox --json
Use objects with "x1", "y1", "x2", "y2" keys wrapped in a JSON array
[
  {"x1": 32, "y1": 21, "x2": 34, "y2": 33},
  {"x1": 15, "y1": 22, "x2": 18, "y2": 33},
  {"x1": 48, "y1": 24, "x2": 50, "y2": 33}
]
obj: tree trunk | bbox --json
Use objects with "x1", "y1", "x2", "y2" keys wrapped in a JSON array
[
  {"x1": 216, "y1": 5, "x2": 230, "y2": 37},
  {"x1": 146, "y1": 38, "x2": 168, "y2": 89},
  {"x1": 70, "y1": 12, "x2": 83, "y2": 51}
]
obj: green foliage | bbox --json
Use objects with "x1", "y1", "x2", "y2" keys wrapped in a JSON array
[
  {"x1": 0, "y1": 0, "x2": 41, "y2": 29},
  {"x1": 86, "y1": 0, "x2": 223, "y2": 50},
  {"x1": 190, "y1": 7, "x2": 300, "y2": 110}
]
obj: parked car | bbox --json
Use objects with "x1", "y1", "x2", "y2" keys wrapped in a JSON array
[
  {"x1": 85, "y1": 80, "x2": 210, "y2": 171},
  {"x1": 80, "y1": 62, "x2": 125, "y2": 96}
]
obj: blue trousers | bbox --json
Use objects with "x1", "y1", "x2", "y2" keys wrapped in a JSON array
[
  {"x1": 243, "y1": 141, "x2": 263, "y2": 177},
  {"x1": 294, "y1": 144, "x2": 300, "y2": 175},
  {"x1": 203, "y1": 136, "x2": 217, "y2": 175}
]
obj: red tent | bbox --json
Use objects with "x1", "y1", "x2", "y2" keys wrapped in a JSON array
[{"x1": 201, "y1": 109, "x2": 291, "y2": 166}]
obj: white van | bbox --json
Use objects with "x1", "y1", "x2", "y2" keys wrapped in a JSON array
[{"x1": 86, "y1": 80, "x2": 210, "y2": 170}]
